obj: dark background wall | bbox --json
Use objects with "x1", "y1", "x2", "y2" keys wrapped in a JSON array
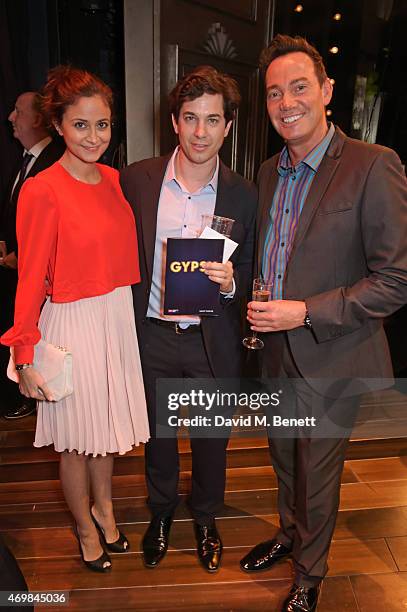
[
  {"x1": 2, "y1": 0, "x2": 407, "y2": 196},
  {"x1": 271, "y1": 0, "x2": 407, "y2": 164},
  {"x1": 0, "y1": 0, "x2": 125, "y2": 204}
]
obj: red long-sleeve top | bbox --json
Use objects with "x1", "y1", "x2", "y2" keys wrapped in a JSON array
[{"x1": 1, "y1": 162, "x2": 140, "y2": 363}]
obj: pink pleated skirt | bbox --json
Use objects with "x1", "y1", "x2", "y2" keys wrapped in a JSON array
[{"x1": 34, "y1": 286, "x2": 150, "y2": 456}]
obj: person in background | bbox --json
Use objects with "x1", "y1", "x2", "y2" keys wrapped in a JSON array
[
  {"x1": 0, "y1": 91, "x2": 64, "y2": 420},
  {"x1": 239, "y1": 34, "x2": 407, "y2": 612},
  {"x1": 121, "y1": 66, "x2": 257, "y2": 573},
  {"x1": 0, "y1": 535, "x2": 33, "y2": 612},
  {"x1": 1, "y1": 66, "x2": 149, "y2": 573}
]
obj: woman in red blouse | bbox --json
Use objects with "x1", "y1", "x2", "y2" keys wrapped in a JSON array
[{"x1": 1, "y1": 66, "x2": 149, "y2": 572}]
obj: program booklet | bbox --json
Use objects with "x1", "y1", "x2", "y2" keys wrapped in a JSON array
[{"x1": 164, "y1": 238, "x2": 224, "y2": 315}]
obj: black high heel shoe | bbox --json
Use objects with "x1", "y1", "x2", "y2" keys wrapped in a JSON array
[
  {"x1": 90, "y1": 508, "x2": 130, "y2": 553},
  {"x1": 74, "y1": 526, "x2": 112, "y2": 573}
]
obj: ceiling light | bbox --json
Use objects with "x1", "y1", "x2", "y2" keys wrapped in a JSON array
[
  {"x1": 329, "y1": 46, "x2": 339, "y2": 54},
  {"x1": 333, "y1": 13, "x2": 342, "y2": 21},
  {"x1": 326, "y1": 109, "x2": 333, "y2": 116},
  {"x1": 294, "y1": 4, "x2": 303, "y2": 12}
]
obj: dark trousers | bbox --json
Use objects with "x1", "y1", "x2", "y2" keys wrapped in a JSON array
[
  {"x1": 141, "y1": 320, "x2": 229, "y2": 525},
  {"x1": 263, "y1": 333, "x2": 360, "y2": 587},
  {"x1": 0, "y1": 267, "x2": 23, "y2": 414}
]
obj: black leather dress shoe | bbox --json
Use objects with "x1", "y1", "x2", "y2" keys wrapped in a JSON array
[
  {"x1": 194, "y1": 522, "x2": 222, "y2": 572},
  {"x1": 240, "y1": 538, "x2": 292, "y2": 572},
  {"x1": 3, "y1": 402, "x2": 36, "y2": 420},
  {"x1": 142, "y1": 516, "x2": 172, "y2": 568},
  {"x1": 281, "y1": 584, "x2": 321, "y2": 612}
]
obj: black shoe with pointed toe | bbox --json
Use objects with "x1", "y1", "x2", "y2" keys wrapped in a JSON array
[
  {"x1": 281, "y1": 584, "x2": 321, "y2": 612},
  {"x1": 142, "y1": 515, "x2": 173, "y2": 568},
  {"x1": 194, "y1": 522, "x2": 222, "y2": 573},
  {"x1": 240, "y1": 538, "x2": 292, "y2": 572}
]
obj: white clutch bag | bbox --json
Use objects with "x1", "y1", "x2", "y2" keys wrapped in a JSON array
[{"x1": 7, "y1": 339, "x2": 73, "y2": 401}]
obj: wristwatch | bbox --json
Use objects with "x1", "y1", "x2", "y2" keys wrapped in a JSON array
[
  {"x1": 15, "y1": 363, "x2": 33, "y2": 371},
  {"x1": 303, "y1": 309, "x2": 312, "y2": 330}
]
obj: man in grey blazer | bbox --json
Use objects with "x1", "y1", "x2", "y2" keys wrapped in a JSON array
[
  {"x1": 120, "y1": 66, "x2": 257, "y2": 573},
  {"x1": 239, "y1": 35, "x2": 407, "y2": 612}
]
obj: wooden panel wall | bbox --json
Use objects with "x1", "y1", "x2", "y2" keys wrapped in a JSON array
[
  {"x1": 124, "y1": 0, "x2": 274, "y2": 178},
  {"x1": 159, "y1": 0, "x2": 274, "y2": 180}
]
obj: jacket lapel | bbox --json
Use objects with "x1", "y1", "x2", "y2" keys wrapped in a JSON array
[
  {"x1": 25, "y1": 138, "x2": 64, "y2": 179},
  {"x1": 257, "y1": 158, "x2": 279, "y2": 276},
  {"x1": 287, "y1": 127, "x2": 345, "y2": 264},
  {"x1": 139, "y1": 155, "x2": 171, "y2": 284},
  {"x1": 213, "y1": 161, "x2": 236, "y2": 218}
]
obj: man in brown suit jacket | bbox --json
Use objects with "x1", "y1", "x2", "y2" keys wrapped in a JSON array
[{"x1": 239, "y1": 35, "x2": 407, "y2": 612}]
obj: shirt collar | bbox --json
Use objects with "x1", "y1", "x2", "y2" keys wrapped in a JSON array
[
  {"x1": 164, "y1": 146, "x2": 219, "y2": 193},
  {"x1": 26, "y1": 136, "x2": 52, "y2": 159},
  {"x1": 278, "y1": 122, "x2": 335, "y2": 176}
]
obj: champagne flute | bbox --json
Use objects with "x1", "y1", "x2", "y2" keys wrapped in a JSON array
[{"x1": 243, "y1": 277, "x2": 273, "y2": 350}]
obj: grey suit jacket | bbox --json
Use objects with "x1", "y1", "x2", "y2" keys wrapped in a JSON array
[
  {"x1": 120, "y1": 154, "x2": 258, "y2": 378},
  {"x1": 257, "y1": 126, "x2": 407, "y2": 394}
]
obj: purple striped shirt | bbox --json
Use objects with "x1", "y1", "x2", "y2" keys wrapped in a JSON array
[{"x1": 262, "y1": 123, "x2": 335, "y2": 298}]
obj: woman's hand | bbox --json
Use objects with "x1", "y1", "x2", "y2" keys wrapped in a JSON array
[{"x1": 18, "y1": 367, "x2": 54, "y2": 401}]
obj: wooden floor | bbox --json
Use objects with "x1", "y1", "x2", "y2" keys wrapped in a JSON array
[{"x1": 1, "y1": 389, "x2": 407, "y2": 611}]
